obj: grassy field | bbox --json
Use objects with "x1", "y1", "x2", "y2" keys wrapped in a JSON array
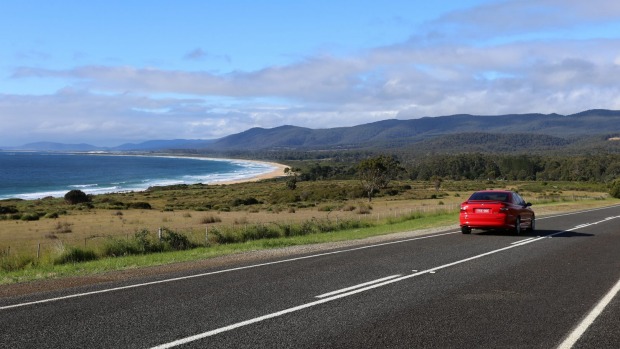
[{"x1": 0, "y1": 178, "x2": 615, "y2": 284}]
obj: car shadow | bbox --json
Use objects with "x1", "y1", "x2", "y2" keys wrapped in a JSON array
[{"x1": 476, "y1": 229, "x2": 594, "y2": 238}]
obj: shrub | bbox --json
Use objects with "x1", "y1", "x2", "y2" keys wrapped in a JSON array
[
  {"x1": 64, "y1": 190, "x2": 91, "y2": 205},
  {"x1": 161, "y1": 228, "x2": 196, "y2": 250},
  {"x1": 0, "y1": 254, "x2": 37, "y2": 272},
  {"x1": 610, "y1": 179, "x2": 620, "y2": 199},
  {"x1": 200, "y1": 215, "x2": 222, "y2": 224},
  {"x1": 54, "y1": 247, "x2": 98, "y2": 264},
  {"x1": 103, "y1": 229, "x2": 163, "y2": 256},
  {"x1": 44, "y1": 212, "x2": 59, "y2": 219},
  {"x1": 240, "y1": 224, "x2": 280, "y2": 241},
  {"x1": 128, "y1": 201, "x2": 152, "y2": 209},
  {"x1": 231, "y1": 197, "x2": 260, "y2": 206},
  {"x1": 20, "y1": 213, "x2": 40, "y2": 221},
  {"x1": 0, "y1": 205, "x2": 19, "y2": 214},
  {"x1": 53, "y1": 221, "x2": 73, "y2": 234}
]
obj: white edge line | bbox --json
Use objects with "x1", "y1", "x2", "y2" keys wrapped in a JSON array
[
  {"x1": 511, "y1": 237, "x2": 536, "y2": 245},
  {"x1": 0, "y1": 231, "x2": 457, "y2": 311},
  {"x1": 538, "y1": 204, "x2": 620, "y2": 220},
  {"x1": 315, "y1": 274, "x2": 402, "y2": 298},
  {"x1": 557, "y1": 276, "x2": 620, "y2": 349}
]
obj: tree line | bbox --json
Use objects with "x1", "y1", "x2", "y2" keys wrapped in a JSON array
[
  {"x1": 285, "y1": 153, "x2": 620, "y2": 183},
  {"x1": 405, "y1": 153, "x2": 620, "y2": 182}
]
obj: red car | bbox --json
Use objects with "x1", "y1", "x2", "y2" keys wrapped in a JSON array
[{"x1": 459, "y1": 190, "x2": 535, "y2": 235}]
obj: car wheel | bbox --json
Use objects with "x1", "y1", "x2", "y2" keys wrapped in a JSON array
[
  {"x1": 514, "y1": 217, "x2": 522, "y2": 235},
  {"x1": 529, "y1": 216, "x2": 535, "y2": 232},
  {"x1": 461, "y1": 226, "x2": 471, "y2": 234}
]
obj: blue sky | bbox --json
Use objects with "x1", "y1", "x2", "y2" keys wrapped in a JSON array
[{"x1": 2, "y1": 0, "x2": 620, "y2": 147}]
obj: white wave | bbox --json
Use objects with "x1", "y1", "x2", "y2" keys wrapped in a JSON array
[{"x1": 69, "y1": 183, "x2": 99, "y2": 188}]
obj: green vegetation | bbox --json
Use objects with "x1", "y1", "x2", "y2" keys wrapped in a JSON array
[
  {"x1": 357, "y1": 155, "x2": 402, "y2": 201},
  {"x1": 610, "y1": 179, "x2": 620, "y2": 199},
  {"x1": 64, "y1": 189, "x2": 91, "y2": 204}
]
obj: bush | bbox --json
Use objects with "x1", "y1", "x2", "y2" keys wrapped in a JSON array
[
  {"x1": 54, "y1": 247, "x2": 98, "y2": 264},
  {"x1": 610, "y1": 179, "x2": 620, "y2": 199},
  {"x1": 20, "y1": 212, "x2": 40, "y2": 221},
  {"x1": 0, "y1": 205, "x2": 19, "y2": 214},
  {"x1": 200, "y1": 215, "x2": 222, "y2": 224},
  {"x1": 0, "y1": 254, "x2": 37, "y2": 272},
  {"x1": 231, "y1": 197, "x2": 260, "y2": 207},
  {"x1": 44, "y1": 212, "x2": 59, "y2": 219},
  {"x1": 161, "y1": 229, "x2": 196, "y2": 250},
  {"x1": 64, "y1": 190, "x2": 91, "y2": 205},
  {"x1": 128, "y1": 202, "x2": 152, "y2": 209}
]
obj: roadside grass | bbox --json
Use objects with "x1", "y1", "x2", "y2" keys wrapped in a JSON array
[{"x1": 0, "y1": 210, "x2": 460, "y2": 285}]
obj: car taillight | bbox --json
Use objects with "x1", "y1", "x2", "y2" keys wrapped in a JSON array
[{"x1": 499, "y1": 204, "x2": 509, "y2": 212}]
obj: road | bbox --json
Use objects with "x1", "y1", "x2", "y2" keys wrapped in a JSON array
[{"x1": 1, "y1": 204, "x2": 620, "y2": 348}]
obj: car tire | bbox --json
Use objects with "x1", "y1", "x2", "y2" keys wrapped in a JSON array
[
  {"x1": 529, "y1": 216, "x2": 535, "y2": 232},
  {"x1": 514, "y1": 217, "x2": 522, "y2": 235},
  {"x1": 461, "y1": 226, "x2": 471, "y2": 234}
]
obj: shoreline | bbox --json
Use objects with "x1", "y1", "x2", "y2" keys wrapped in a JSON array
[
  {"x1": 212, "y1": 160, "x2": 288, "y2": 184},
  {"x1": 0, "y1": 152, "x2": 289, "y2": 200}
]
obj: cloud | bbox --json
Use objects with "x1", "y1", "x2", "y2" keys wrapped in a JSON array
[
  {"x1": 428, "y1": 0, "x2": 620, "y2": 40},
  {"x1": 4, "y1": 0, "x2": 620, "y2": 146}
]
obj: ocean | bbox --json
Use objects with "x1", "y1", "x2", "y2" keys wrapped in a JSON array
[{"x1": 0, "y1": 152, "x2": 277, "y2": 200}]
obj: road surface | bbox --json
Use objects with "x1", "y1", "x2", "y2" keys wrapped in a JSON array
[{"x1": 1, "y1": 204, "x2": 620, "y2": 348}]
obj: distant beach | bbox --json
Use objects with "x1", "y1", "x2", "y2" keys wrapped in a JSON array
[{"x1": 216, "y1": 160, "x2": 288, "y2": 184}]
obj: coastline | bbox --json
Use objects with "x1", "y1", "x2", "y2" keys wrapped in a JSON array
[
  {"x1": 0, "y1": 152, "x2": 289, "y2": 200},
  {"x1": 214, "y1": 160, "x2": 288, "y2": 184}
]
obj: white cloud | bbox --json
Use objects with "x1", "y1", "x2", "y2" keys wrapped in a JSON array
[{"x1": 3, "y1": 0, "x2": 620, "y2": 146}]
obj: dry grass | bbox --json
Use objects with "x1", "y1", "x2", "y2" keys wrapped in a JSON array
[{"x1": 0, "y1": 179, "x2": 613, "y2": 259}]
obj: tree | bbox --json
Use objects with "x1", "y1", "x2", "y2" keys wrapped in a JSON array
[
  {"x1": 357, "y1": 155, "x2": 401, "y2": 202},
  {"x1": 64, "y1": 189, "x2": 91, "y2": 205},
  {"x1": 610, "y1": 179, "x2": 620, "y2": 199},
  {"x1": 284, "y1": 167, "x2": 301, "y2": 190},
  {"x1": 431, "y1": 175, "x2": 443, "y2": 191}
]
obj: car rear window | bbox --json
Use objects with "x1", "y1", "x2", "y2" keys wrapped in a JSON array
[{"x1": 469, "y1": 192, "x2": 509, "y2": 202}]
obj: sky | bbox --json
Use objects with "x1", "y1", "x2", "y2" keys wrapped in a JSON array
[{"x1": 2, "y1": 0, "x2": 620, "y2": 147}]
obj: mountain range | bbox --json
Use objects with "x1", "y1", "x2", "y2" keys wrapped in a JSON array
[{"x1": 4, "y1": 109, "x2": 620, "y2": 155}]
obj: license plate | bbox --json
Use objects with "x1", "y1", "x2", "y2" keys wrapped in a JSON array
[{"x1": 475, "y1": 208, "x2": 491, "y2": 213}]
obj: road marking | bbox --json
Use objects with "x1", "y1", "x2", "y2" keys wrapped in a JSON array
[
  {"x1": 557, "y1": 276, "x2": 620, "y2": 349},
  {"x1": 0, "y1": 231, "x2": 457, "y2": 311},
  {"x1": 511, "y1": 237, "x2": 536, "y2": 245},
  {"x1": 315, "y1": 275, "x2": 402, "y2": 298},
  {"x1": 151, "y1": 227, "x2": 570, "y2": 349},
  {"x1": 537, "y1": 205, "x2": 620, "y2": 221}
]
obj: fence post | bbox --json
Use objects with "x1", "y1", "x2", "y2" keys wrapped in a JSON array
[
  {"x1": 205, "y1": 226, "x2": 208, "y2": 245},
  {"x1": 37, "y1": 243, "x2": 41, "y2": 260},
  {"x1": 158, "y1": 227, "x2": 162, "y2": 241}
]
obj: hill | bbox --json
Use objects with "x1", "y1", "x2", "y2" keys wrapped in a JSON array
[
  {"x1": 6, "y1": 109, "x2": 620, "y2": 155},
  {"x1": 206, "y1": 109, "x2": 620, "y2": 154}
]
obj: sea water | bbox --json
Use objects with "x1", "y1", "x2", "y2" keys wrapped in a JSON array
[{"x1": 0, "y1": 152, "x2": 276, "y2": 200}]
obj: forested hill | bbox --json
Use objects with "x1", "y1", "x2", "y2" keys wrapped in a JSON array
[
  {"x1": 7, "y1": 109, "x2": 620, "y2": 155},
  {"x1": 207, "y1": 109, "x2": 620, "y2": 153}
]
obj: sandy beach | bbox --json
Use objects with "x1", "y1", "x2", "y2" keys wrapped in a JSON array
[{"x1": 217, "y1": 160, "x2": 288, "y2": 184}]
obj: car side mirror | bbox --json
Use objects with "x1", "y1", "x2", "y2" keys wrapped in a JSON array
[{"x1": 525, "y1": 202, "x2": 532, "y2": 207}]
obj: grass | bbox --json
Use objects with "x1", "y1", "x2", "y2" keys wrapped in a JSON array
[
  {"x1": 0, "y1": 178, "x2": 616, "y2": 285},
  {"x1": 0, "y1": 210, "x2": 460, "y2": 284}
]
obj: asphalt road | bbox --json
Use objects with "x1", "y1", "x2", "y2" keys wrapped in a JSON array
[{"x1": 1, "y1": 204, "x2": 620, "y2": 348}]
